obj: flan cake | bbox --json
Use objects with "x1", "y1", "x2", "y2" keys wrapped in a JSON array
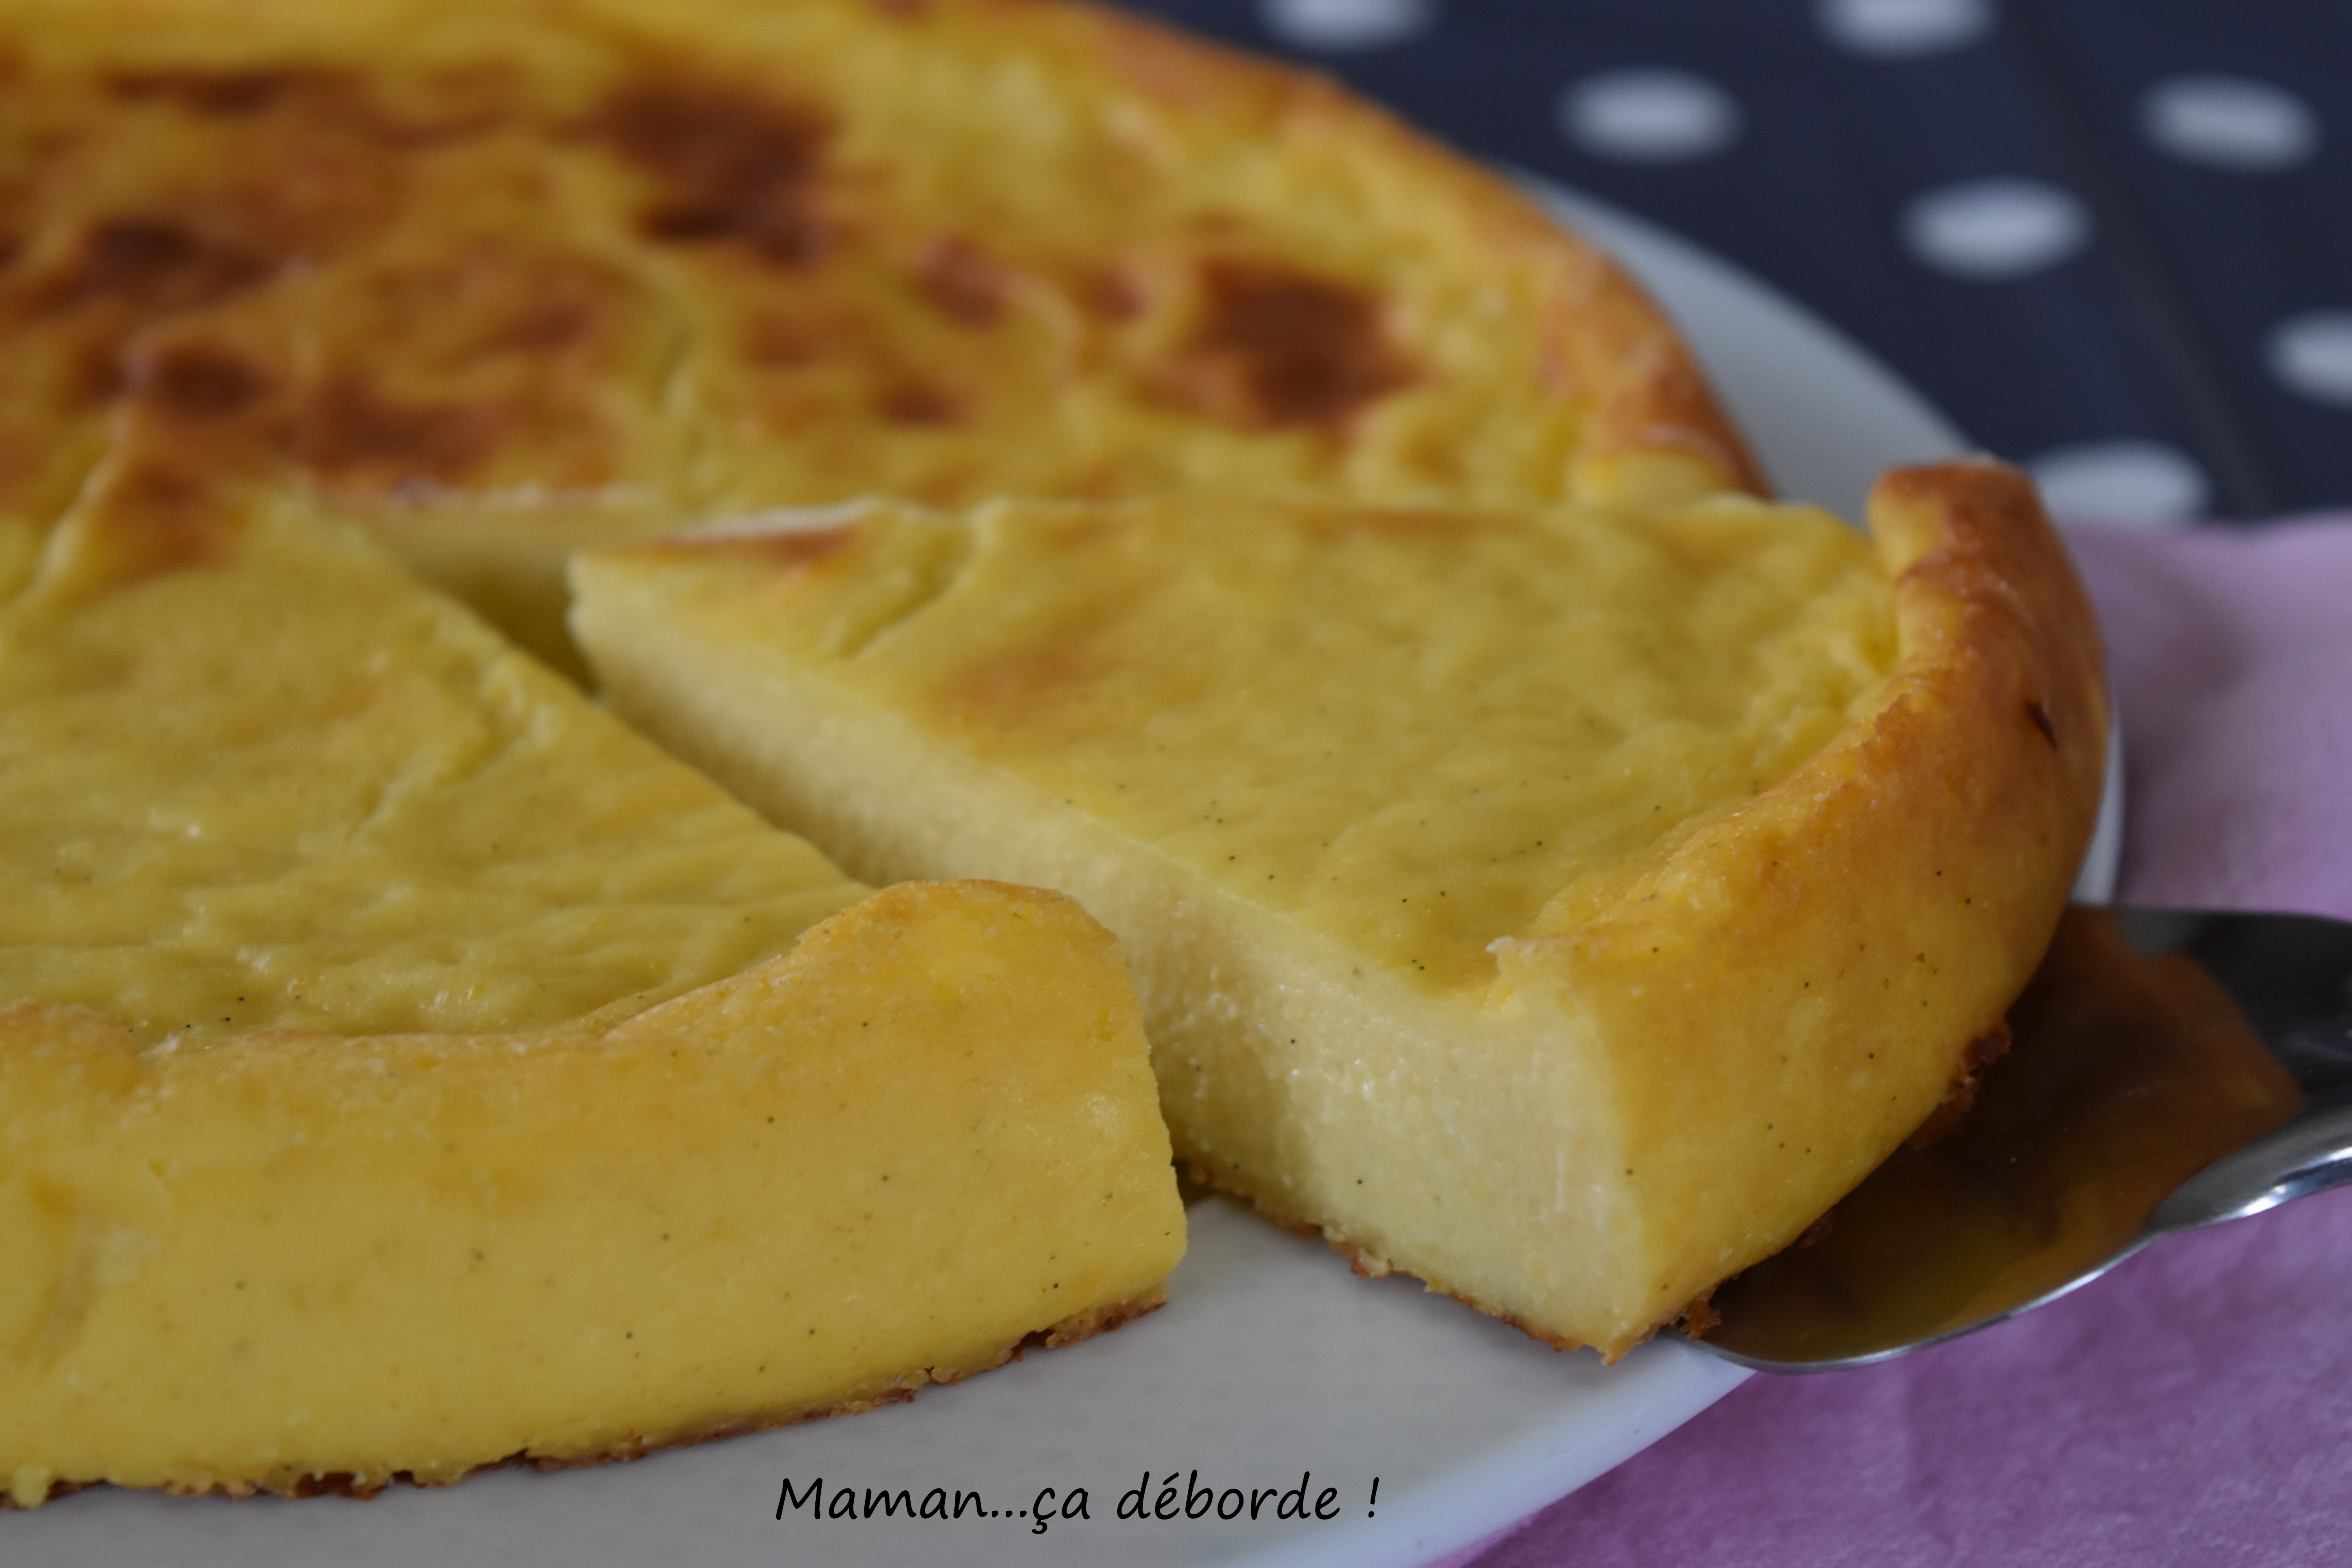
[
  {"x1": 0, "y1": 454, "x2": 1184, "y2": 1504},
  {"x1": 0, "y1": 0, "x2": 1758, "y2": 671},
  {"x1": 571, "y1": 460, "x2": 2108, "y2": 1357}
]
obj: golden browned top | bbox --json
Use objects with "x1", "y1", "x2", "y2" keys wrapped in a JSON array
[{"x1": 0, "y1": 0, "x2": 1756, "y2": 634}]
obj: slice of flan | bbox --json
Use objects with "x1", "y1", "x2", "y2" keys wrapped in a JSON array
[
  {"x1": 0, "y1": 0, "x2": 1758, "y2": 672},
  {"x1": 0, "y1": 453, "x2": 1183, "y2": 1505},
  {"x1": 571, "y1": 460, "x2": 2107, "y2": 1359}
]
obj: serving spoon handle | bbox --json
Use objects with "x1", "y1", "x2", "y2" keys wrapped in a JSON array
[{"x1": 1692, "y1": 904, "x2": 2352, "y2": 1373}]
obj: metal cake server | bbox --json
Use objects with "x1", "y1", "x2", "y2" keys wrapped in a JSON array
[{"x1": 1690, "y1": 904, "x2": 2352, "y2": 1372}]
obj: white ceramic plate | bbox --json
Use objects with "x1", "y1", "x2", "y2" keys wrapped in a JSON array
[{"x1": 16, "y1": 184, "x2": 2118, "y2": 1568}]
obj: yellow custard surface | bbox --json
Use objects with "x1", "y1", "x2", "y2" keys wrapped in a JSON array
[
  {"x1": 0, "y1": 475, "x2": 862, "y2": 1047},
  {"x1": 595, "y1": 493, "x2": 1897, "y2": 997}
]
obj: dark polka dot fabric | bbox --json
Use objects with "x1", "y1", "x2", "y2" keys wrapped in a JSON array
[{"x1": 1117, "y1": 0, "x2": 2352, "y2": 522}]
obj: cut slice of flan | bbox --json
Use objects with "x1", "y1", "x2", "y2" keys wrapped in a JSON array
[
  {"x1": 571, "y1": 460, "x2": 2108, "y2": 1358},
  {"x1": 0, "y1": 0, "x2": 1759, "y2": 673},
  {"x1": 0, "y1": 448, "x2": 1184, "y2": 1505}
]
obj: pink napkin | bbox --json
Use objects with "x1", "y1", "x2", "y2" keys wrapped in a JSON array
[
  {"x1": 1436, "y1": 515, "x2": 2352, "y2": 1568},
  {"x1": 2072, "y1": 520, "x2": 2352, "y2": 924}
]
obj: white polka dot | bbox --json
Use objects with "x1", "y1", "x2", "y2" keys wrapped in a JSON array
[
  {"x1": 1900, "y1": 177, "x2": 2091, "y2": 281},
  {"x1": 2267, "y1": 310, "x2": 2352, "y2": 408},
  {"x1": 1557, "y1": 69, "x2": 1744, "y2": 164},
  {"x1": 2029, "y1": 440, "x2": 2210, "y2": 526},
  {"x1": 1813, "y1": 0, "x2": 1993, "y2": 58},
  {"x1": 2141, "y1": 74, "x2": 2320, "y2": 172},
  {"x1": 1257, "y1": 0, "x2": 1434, "y2": 53}
]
